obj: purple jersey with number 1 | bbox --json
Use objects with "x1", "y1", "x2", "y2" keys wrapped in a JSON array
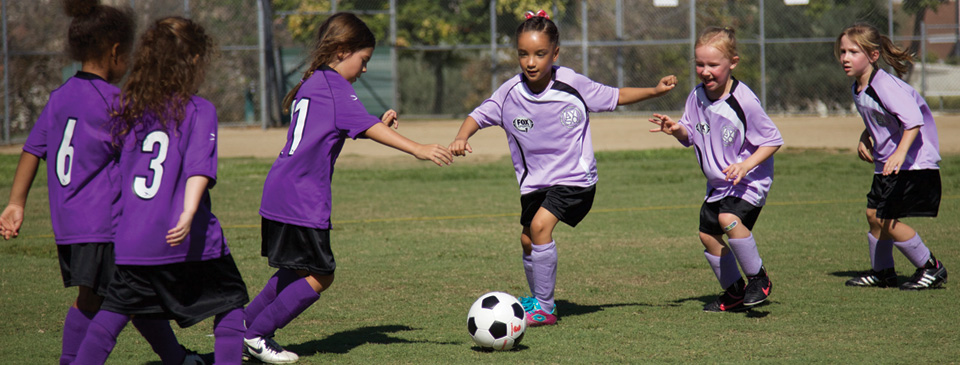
[
  {"x1": 468, "y1": 66, "x2": 619, "y2": 194},
  {"x1": 852, "y1": 68, "x2": 941, "y2": 173},
  {"x1": 22, "y1": 72, "x2": 120, "y2": 245},
  {"x1": 259, "y1": 66, "x2": 381, "y2": 230},
  {"x1": 113, "y1": 96, "x2": 228, "y2": 265},
  {"x1": 676, "y1": 79, "x2": 783, "y2": 207}
]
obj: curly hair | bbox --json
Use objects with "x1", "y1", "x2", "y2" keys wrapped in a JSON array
[
  {"x1": 63, "y1": 0, "x2": 135, "y2": 63},
  {"x1": 112, "y1": 16, "x2": 215, "y2": 143}
]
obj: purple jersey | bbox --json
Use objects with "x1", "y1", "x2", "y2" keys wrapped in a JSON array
[
  {"x1": 22, "y1": 72, "x2": 120, "y2": 245},
  {"x1": 852, "y1": 68, "x2": 941, "y2": 173},
  {"x1": 259, "y1": 66, "x2": 381, "y2": 229},
  {"x1": 469, "y1": 66, "x2": 619, "y2": 194},
  {"x1": 113, "y1": 96, "x2": 227, "y2": 265},
  {"x1": 676, "y1": 79, "x2": 783, "y2": 206}
]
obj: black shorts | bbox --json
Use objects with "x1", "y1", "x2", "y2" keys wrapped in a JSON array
[
  {"x1": 867, "y1": 169, "x2": 941, "y2": 219},
  {"x1": 261, "y1": 218, "x2": 336, "y2": 275},
  {"x1": 100, "y1": 255, "x2": 248, "y2": 328},
  {"x1": 58, "y1": 242, "x2": 115, "y2": 296},
  {"x1": 699, "y1": 197, "x2": 763, "y2": 235},
  {"x1": 520, "y1": 185, "x2": 596, "y2": 227}
]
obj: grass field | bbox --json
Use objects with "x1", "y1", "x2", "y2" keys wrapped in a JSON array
[{"x1": 1, "y1": 148, "x2": 958, "y2": 363}]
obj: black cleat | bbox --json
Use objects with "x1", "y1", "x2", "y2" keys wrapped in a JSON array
[
  {"x1": 704, "y1": 279, "x2": 748, "y2": 312},
  {"x1": 900, "y1": 258, "x2": 947, "y2": 290},
  {"x1": 743, "y1": 266, "x2": 771, "y2": 306},
  {"x1": 845, "y1": 268, "x2": 897, "y2": 288}
]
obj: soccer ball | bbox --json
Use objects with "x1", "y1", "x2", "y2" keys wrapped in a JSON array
[{"x1": 466, "y1": 291, "x2": 526, "y2": 350}]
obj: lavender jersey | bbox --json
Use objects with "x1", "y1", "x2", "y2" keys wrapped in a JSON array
[
  {"x1": 469, "y1": 66, "x2": 619, "y2": 194},
  {"x1": 22, "y1": 72, "x2": 120, "y2": 245},
  {"x1": 114, "y1": 96, "x2": 227, "y2": 265},
  {"x1": 852, "y1": 68, "x2": 941, "y2": 173},
  {"x1": 676, "y1": 79, "x2": 783, "y2": 206},
  {"x1": 259, "y1": 66, "x2": 381, "y2": 229}
]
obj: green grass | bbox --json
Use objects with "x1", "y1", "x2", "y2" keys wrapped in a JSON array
[{"x1": 1, "y1": 148, "x2": 958, "y2": 363}]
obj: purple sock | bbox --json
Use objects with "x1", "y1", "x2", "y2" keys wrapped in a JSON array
[
  {"x1": 131, "y1": 318, "x2": 184, "y2": 364},
  {"x1": 61, "y1": 307, "x2": 95, "y2": 365},
  {"x1": 868, "y1": 232, "x2": 895, "y2": 271},
  {"x1": 73, "y1": 310, "x2": 129, "y2": 364},
  {"x1": 245, "y1": 269, "x2": 300, "y2": 327},
  {"x1": 245, "y1": 278, "x2": 320, "y2": 340},
  {"x1": 522, "y1": 252, "x2": 534, "y2": 295},
  {"x1": 704, "y1": 251, "x2": 742, "y2": 290},
  {"x1": 894, "y1": 233, "x2": 932, "y2": 268},
  {"x1": 728, "y1": 234, "x2": 763, "y2": 277},
  {"x1": 531, "y1": 241, "x2": 557, "y2": 313},
  {"x1": 214, "y1": 308, "x2": 245, "y2": 364}
]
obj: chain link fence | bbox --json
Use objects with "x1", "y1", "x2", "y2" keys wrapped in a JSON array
[{"x1": 4, "y1": 0, "x2": 959, "y2": 144}]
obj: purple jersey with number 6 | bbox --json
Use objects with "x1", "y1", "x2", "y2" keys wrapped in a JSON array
[
  {"x1": 469, "y1": 66, "x2": 619, "y2": 194},
  {"x1": 259, "y1": 66, "x2": 381, "y2": 230},
  {"x1": 852, "y1": 68, "x2": 941, "y2": 173},
  {"x1": 676, "y1": 79, "x2": 783, "y2": 207},
  {"x1": 113, "y1": 96, "x2": 228, "y2": 265},
  {"x1": 22, "y1": 72, "x2": 120, "y2": 245}
]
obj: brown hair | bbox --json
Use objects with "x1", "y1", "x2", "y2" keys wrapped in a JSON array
[
  {"x1": 835, "y1": 23, "x2": 913, "y2": 77},
  {"x1": 282, "y1": 12, "x2": 376, "y2": 114},
  {"x1": 63, "y1": 0, "x2": 136, "y2": 63},
  {"x1": 696, "y1": 26, "x2": 738, "y2": 60},
  {"x1": 112, "y1": 16, "x2": 215, "y2": 142},
  {"x1": 515, "y1": 11, "x2": 559, "y2": 47}
]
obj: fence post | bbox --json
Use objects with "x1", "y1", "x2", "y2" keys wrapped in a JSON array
[
  {"x1": 759, "y1": 0, "x2": 766, "y2": 110},
  {"x1": 258, "y1": 0, "x2": 268, "y2": 129},
  {"x1": 581, "y1": 0, "x2": 588, "y2": 76},
  {"x1": 391, "y1": 0, "x2": 398, "y2": 111},
  {"x1": 490, "y1": 0, "x2": 497, "y2": 94},
  {"x1": 921, "y1": 20, "x2": 926, "y2": 98},
  {"x1": 2, "y1": 0, "x2": 8, "y2": 144},
  {"x1": 689, "y1": 0, "x2": 696, "y2": 91},
  {"x1": 616, "y1": 0, "x2": 623, "y2": 88}
]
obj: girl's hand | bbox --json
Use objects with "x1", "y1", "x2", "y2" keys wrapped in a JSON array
[
  {"x1": 648, "y1": 113, "x2": 682, "y2": 136},
  {"x1": 414, "y1": 144, "x2": 454, "y2": 166},
  {"x1": 654, "y1": 75, "x2": 678, "y2": 95},
  {"x1": 883, "y1": 151, "x2": 906, "y2": 175},
  {"x1": 166, "y1": 211, "x2": 194, "y2": 246},
  {"x1": 857, "y1": 138, "x2": 874, "y2": 163},
  {"x1": 722, "y1": 162, "x2": 748, "y2": 185},
  {"x1": 0, "y1": 204, "x2": 24, "y2": 240},
  {"x1": 448, "y1": 139, "x2": 473, "y2": 157},
  {"x1": 381, "y1": 109, "x2": 399, "y2": 129}
]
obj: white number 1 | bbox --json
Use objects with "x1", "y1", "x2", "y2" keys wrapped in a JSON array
[{"x1": 288, "y1": 98, "x2": 309, "y2": 155}]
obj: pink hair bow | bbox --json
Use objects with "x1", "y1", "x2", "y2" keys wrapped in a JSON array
[{"x1": 525, "y1": 9, "x2": 549, "y2": 19}]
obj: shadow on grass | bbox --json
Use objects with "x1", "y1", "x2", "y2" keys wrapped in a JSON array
[
  {"x1": 829, "y1": 269, "x2": 914, "y2": 285},
  {"x1": 555, "y1": 299, "x2": 679, "y2": 320},
  {"x1": 671, "y1": 295, "x2": 772, "y2": 318},
  {"x1": 287, "y1": 324, "x2": 459, "y2": 357}
]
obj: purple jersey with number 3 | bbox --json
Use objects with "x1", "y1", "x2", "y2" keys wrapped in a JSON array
[
  {"x1": 469, "y1": 66, "x2": 619, "y2": 194},
  {"x1": 113, "y1": 96, "x2": 228, "y2": 265},
  {"x1": 852, "y1": 68, "x2": 941, "y2": 173},
  {"x1": 676, "y1": 79, "x2": 783, "y2": 206},
  {"x1": 22, "y1": 72, "x2": 120, "y2": 245},
  {"x1": 259, "y1": 66, "x2": 381, "y2": 229}
]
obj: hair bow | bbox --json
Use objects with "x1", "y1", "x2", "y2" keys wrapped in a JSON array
[{"x1": 525, "y1": 9, "x2": 550, "y2": 19}]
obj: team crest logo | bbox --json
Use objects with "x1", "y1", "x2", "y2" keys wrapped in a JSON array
[
  {"x1": 513, "y1": 117, "x2": 534, "y2": 132},
  {"x1": 871, "y1": 111, "x2": 887, "y2": 126},
  {"x1": 695, "y1": 121, "x2": 710, "y2": 135},
  {"x1": 560, "y1": 105, "x2": 583, "y2": 128},
  {"x1": 721, "y1": 125, "x2": 738, "y2": 146}
]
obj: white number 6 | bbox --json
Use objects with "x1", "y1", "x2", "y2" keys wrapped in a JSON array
[
  {"x1": 55, "y1": 118, "x2": 77, "y2": 186},
  {"x1": 133, "y1": 131, "x2": 169, "y2": 199}
]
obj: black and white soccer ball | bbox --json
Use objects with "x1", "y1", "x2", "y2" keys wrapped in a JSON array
[{"x1": 466, "y1": 291, "x2": 526, "y2": 350}]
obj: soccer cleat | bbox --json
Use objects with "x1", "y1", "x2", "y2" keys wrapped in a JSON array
[
  {"x1": 525, "y1": 309, "x2": 558, "y2": 327},
  {"x1": 900, "y1": 259, "x2": 948, "y2": 290},
  {"x1": 743, "y1": 266, "x2": 772, "y2": 306},
  {"x1": 704, "y1": 279, "x2": 747, "y2": 312},
  {"x1": 845, "y1": 268, "x2": 897, "y2": 288},
  {"x1": 244, "y1": 336, "x2": 299, "y2": 364},
  {"x1": 518, "y1": 296, "x2": 555, "y2": 315}
]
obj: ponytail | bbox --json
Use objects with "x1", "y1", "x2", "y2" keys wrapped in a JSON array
[
  {"x1": 835, "y1": 23, "x2": 914, "y2": 78},
  {"x1": 878, "y1": 35, "x2": 913, "y2": 78}
]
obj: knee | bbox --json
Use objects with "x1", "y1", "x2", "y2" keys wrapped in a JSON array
[
  {"x1": 717, "y1": 213, "x2": 740, "y2": 229},
  {"x1": 865, "y1": 210, "x2": 882, "y2": 227},
  {"x1": 309, "y1": 273, "x2": 335, "y2": 293}
]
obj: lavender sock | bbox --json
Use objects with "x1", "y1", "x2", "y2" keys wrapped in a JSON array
[
  {"x1": 61, "y1": 307, "x2": 95, "y2": 365},
  {"x1": 245, "y1": 278, "x2": 320, "y2": 340},
  {"x1": 531, "y1": 241, "x2": 557, "y2": 314},
  {"x1": 214, "y1": 308, "x2": 245, "y2": 364},
  {"x1": 728, "y1": 234, "x2": 763, "y2": 277},
  {"x1": 868, "y1": 232, "x2": 895, "y2": 271},
  {"x1": 245, "y1": 269, "x2": 300, "y2": 327},
  {"x1": 131, "y1": 318, "x2": 183, "y2": 364},
  {"x1": 894, "y1": 233, "x2": 932, "y2": 268},
  {"x1": 522, "y1": 252, "x2": 534, "y2": 295},
  {"x1": 73, "y1": 310, "x2": 129, "y2": 364},
  {"x1": 704, "y1": 251, "x2": 742, "y2": 290}
]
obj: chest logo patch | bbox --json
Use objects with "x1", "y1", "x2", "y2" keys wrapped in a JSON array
[
  {"x1": 560, "y1": 105, "x2": 584, "y2": 128},
  {"x1": 696, "y1": 121, "x2": 710, "y2": 135},
  {"x1": 513, "y1": 117, "x2": 534, "y2": 132},
  {"x1": 871, "y1": 111, "x2": 887, "y2": 126},
  {"x1": 721, "y1": 125, "x2": 738, "y2": 146}
]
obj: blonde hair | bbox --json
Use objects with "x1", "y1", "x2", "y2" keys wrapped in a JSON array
[
  {"x1": 696, "y1": 26, "x2": 738, "y2": 60},
  {"x1": 834, "y1": 23, "x2": 913, "y2": 77}
]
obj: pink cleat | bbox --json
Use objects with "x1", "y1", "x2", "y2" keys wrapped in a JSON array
[{"x1": 525, "y1": 309, "x2": 557, "y2": 327}]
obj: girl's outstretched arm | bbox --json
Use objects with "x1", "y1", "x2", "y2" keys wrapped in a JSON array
[
  {"x1": 1, "y1": 152, "x2": 40, "y2": 240},
  {"x1": 883, "y1": 126, "x2": 918, "y2": 175},
  {"x1": 618, "y1": 75, "x2": 678, "y2": 105},
  {"x1": 362, "y1": 122, "x2": 453, "y2": 166},
  {"x1": 648, "y1": 113, "x2": 689, "y2": 142},
  {"x1": 166, "y1": 175, "x2": 209, "y2": 246},
  {"x1": 722, "y1": 145, "x2": 781, "y2": 185},
  {"x1": 448, "y1": 116, "x2": 481, "y2": 157}
]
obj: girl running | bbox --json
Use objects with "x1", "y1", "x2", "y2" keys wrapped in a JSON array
[
  {"x1": 648, "y1": 27, "x2": 783, "y2": 312},
  {"x1": 246, "y1": 12, "x2": 452, "y2": 363},
  {"x1": 835, "y1": 23, "x2": 947, "y2": 290},
  {"x1": 449, "y1": 10, "x2": 677, "y2": 326},
  {"x1": 73, "y1": 16, "x2": 248, "y2": 364},
  {"x1": 0, "y1": 2, "x2": 192, "y2": 364}
]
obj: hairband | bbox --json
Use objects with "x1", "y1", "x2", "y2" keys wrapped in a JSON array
[{"x1": 525, "y1": 10, "x2": 549, "y2": 20}]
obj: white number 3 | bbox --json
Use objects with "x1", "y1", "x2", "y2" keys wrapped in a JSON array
[{"x1": 133, "y1": 131, "x2": 169, "y2": 199}]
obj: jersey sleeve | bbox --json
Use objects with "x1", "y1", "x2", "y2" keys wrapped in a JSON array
[
  {"x1": 675, "y1": 90, "x2": 698, "y2": 148},
  {"x1": 328, "y1": 77, "x2": 381, "y2": 139},
  {"x1": 468, "y1": 97, "x2": 503, "y2": 129},
  {"x1": 571, "y1": 72, "x2": 619, "y2": 113},
  {"x1": 876, "y1": 79, "x2": 924, "y2": 129},
  {"x1": 23, "y1": 100, "x2": 54, "y2": 159},
  {"x1": 740, "y1": 93, "x2": 783, "y2": 147},
  {"x1": 182, "y1": 99, "x2": 219, "y2": 186}
]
